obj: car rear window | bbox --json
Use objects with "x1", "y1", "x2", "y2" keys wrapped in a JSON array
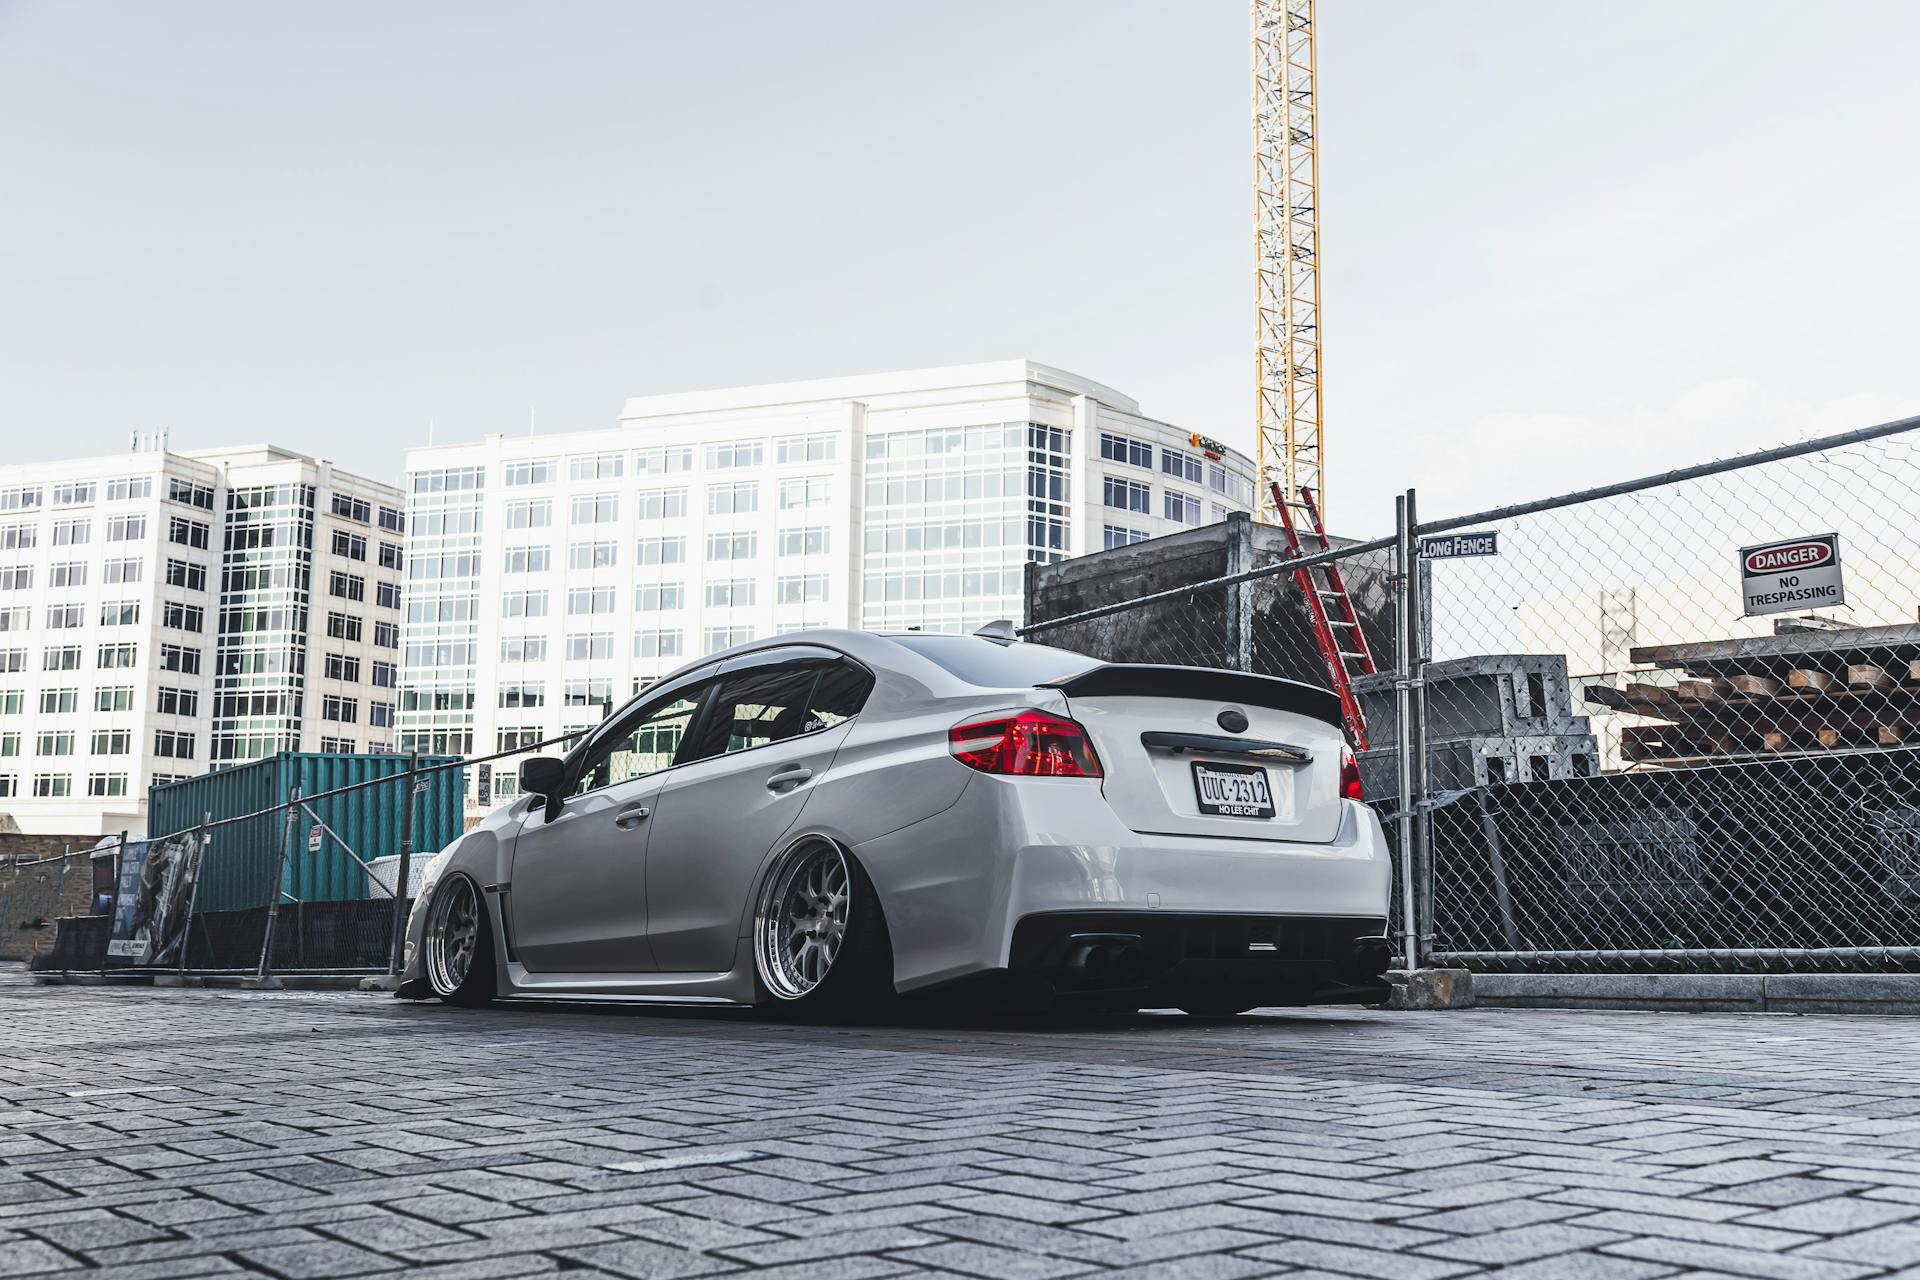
[{"x1": 890, "y1": 635, "x2": 1099, "y2": 688}]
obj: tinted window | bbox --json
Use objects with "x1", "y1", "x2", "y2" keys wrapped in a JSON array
[
  {"x1": 805, "y1": 662, "x2": 874, "y2": 732},
  {"x1": 683, "y1": 666, "x2": 821, "y2": 762},
  {"x1": 574, "y1": 691, "x2": 703, "y2": 795},
  {"x1": 890, "y1": 635, "x2": 1097, "y2": 689}
]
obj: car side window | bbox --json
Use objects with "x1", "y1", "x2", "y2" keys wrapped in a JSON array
[
  {"x1": 681, "y1": 665, "x2": 825, "y2": 762},
  {"x1": 805, "y1": 661, "x2": 874, "y2": 732},
  {"x1": 573, "y1": 690, "x2": 705, "y2": 797}
]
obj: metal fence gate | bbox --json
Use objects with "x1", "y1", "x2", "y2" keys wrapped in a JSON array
[{"x1": 1025, "y1": 412, "x2": 1920, "y2": 974}]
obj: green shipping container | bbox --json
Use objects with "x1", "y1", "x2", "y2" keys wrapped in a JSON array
[{"x1": 147, "y1": 753, "x2": 466, "y2": 912}]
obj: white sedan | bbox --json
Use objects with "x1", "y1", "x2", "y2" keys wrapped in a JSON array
[{"x1": 398, "y1": 628, "x2": 1393, "y2": 1017}]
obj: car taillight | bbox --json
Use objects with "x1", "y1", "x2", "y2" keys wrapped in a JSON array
[
  {"x1": 949, "y1": 709, "x2": 1103, "y2": 778},
  {"x1": 1339, "y1": 747, "x2": 1364, "y2": 800}
]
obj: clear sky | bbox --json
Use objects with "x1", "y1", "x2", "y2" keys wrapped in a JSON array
[{"x1": 3, "y1": 0, "x2": 1916, "y2": 532}]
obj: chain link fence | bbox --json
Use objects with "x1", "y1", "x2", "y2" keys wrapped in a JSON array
[{"x1": 1028, "y1": 413, "x2": 1920, "y2": 975}]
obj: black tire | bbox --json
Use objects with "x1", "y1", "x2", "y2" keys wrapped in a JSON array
[
  {"x1": 424, "y1": 875, "x2": 497, "y2": 1008},
  {"x1": 753, "y1": 839, "x2": 893, "y2": 1021}
]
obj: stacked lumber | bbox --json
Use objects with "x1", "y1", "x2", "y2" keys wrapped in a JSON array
[{"x1": 1588, "y1": 658, "x2": 1920, "y2": 763}]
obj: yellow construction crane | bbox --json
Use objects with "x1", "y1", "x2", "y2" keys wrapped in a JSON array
[{"x1": 1252, "y1": 0, "x2": 1323, "y2": 523}]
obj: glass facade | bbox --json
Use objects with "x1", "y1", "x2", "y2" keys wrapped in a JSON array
[{"x1": 211, "y1": 483, "x2": 315, "y2": 761}]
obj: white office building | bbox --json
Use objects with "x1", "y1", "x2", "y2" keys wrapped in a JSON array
[
  {"x1": 399, "y1": 361, "x2": 1257, "y2": 779},
  {"x1": 0, "y1": 443, "x2": 405, "y2": 836}
]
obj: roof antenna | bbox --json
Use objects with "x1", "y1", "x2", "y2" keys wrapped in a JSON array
[{"x1": 973, "y1": 620, "x2": 1018, "y2": 645}]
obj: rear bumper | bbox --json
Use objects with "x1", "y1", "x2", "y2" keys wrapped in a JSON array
[
  {"x1": 1010, "y1": 912, "x2": 1391, "y2": 1007},
  {"x1": 852, "y1": 773, "x2": 1393, "y2": 995}
]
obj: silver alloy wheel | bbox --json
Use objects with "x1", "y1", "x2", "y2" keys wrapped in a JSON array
[
  {"x1": 425, "y1": 877, "x2": 481, "y2": 996},
  {"x1": 756, "y1": 838, "x2": 851, "y2": 1000}
]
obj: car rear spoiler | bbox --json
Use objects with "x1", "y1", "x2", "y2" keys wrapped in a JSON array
[{"x1": 1038, "y1": 664, "x2": 1343, "y2": 729}]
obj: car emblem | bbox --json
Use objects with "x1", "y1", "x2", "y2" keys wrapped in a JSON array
[{"x1": 1216, "y1": 708, "x2": 1249, "y2": 734}]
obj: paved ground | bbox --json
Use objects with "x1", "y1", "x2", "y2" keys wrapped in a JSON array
[{"x1": 5, "y1": 971, "x2": 1920, "y2": 1279}]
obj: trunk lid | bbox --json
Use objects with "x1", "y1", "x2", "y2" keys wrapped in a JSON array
[{"x1": 1045, "y1": 665, "x2": 1350, "y2": 844}]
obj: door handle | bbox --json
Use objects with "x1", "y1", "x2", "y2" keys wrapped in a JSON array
[
  {"x1": 613, "y1": 805, "x2": 651, "y2": 831},
  {"x1": 765, "y1": 765, "x2": 813, "y2": 793}
]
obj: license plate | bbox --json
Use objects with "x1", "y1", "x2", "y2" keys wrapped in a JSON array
[{"x1": 1192, "y1": 762, "x2": 1276, "y2": 819}]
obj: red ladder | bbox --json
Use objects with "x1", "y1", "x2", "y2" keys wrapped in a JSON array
[{"x1": 1271, "y1": 483, "x2": 1378, "y2": 750}]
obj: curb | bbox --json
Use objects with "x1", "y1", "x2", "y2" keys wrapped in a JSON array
[{"x1": 1474, "y1": 971, "x2": 1920, "y2": 1015}]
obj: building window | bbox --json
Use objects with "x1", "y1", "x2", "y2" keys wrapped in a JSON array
[
  {"x1": 635, "y1": 584, "x2": 685, "y2": 612},
  {"x1": 329, "y1": 494, "x2": 370, "y2": 523},
  {"x1": 106, "y1": 514, "x2": 146, "y2": 542},
  {"x1": 169, "y1": 516, "x2": 210, "y2": 549},
  {"x1": 50, "y1": 562, "x2": 85, "y2": 588},
  {"x1": 706, "y1": 441, "x2": 764, "y2": 470},
  {"x1": 1164, "y1": 491, "x2": 1202, "y2": 525},
  {"x1": 378, "y1": 542, "x2": 402, "y2": 570},
  {"x1": 85, "y1": 772, "x2": 128, "y2": 797},
  {"x1": 43, "y1": 646, "x2": 81, "y2": 671},
  {"x1": 0, "y1": 649, "x2": 25, "y2": 673},
  {"x1": 568, "y1": 542, "x2": 617, "y2": 571},
  {"x1": 1100, "y1": 432, "x2": 1153, "y2": 468},
  {"x1": 97, "y1": 643, "x2": 138, "y2": 669},
  {"x1": 705, "y1": 532, "x2": 756, "y2": 562},
  {"x1": 776, "y1": 435, "x2": 835, "y2": 465},
  {"x1": 499, "y1": 683, "x2": 545, "y2": 709},
  {"x1": 0, "y1": 607, "x2": 22, "y2": 632},
  {"x1": 1162, "y1": 448, "x2": 1204, "y2": 484},
  {"x1": 505, "y1": 499, "x2": 553, "y2": 529},
  {"x1": 31, "y1": 774, "x2": 71, "y2": 798},
  {"x1": 46, "y1": 604, "x2": 83, "y2": 629},
  {"x1": 497, "y1": 727, "x2": 543, "y2": 752},
  {"x1": 36, "y1": 731, "x2": 74, "y2": 756},
  {"x1": 0, "y1": 731, "x2": 15, "y2": 753},
  {"x1": 106, "y1": 477, "x2": 152, "y2": 501},
  {"x1": 321, "y1": 695, "x2": 358, "y2": 723},
  {"x1": 154, "y1": 730, "x2": 196, "y2": 760},
  {"x1": 378, "y1": 505, "x2": 404, "y2": 532},
  {"x1": 373, "y1": 620, "x2": 398, "y2": 649},
  {"x1": 329, "y1": 571, "x2": 366, "y2": 602},
  {"x1": 499, "y1": 636, "x2": 547, "y2": 663},
  {"x1": 155, "y1": 687, "x2": 198, "y2": 716},
  {"x1": 705, "y1": 580, "x2": 755, "y2": 608},
  {"x1": 160, "y1": 644, "x2": 202, "y2": 675},
  {"x1": 39, "y1": 689, "x2": 77, "y2": 714},
  {"x1": 331, "y1": 530, "x2": 368, "y2": 560},
  {"x1": 161, "y1": 601, "x2": 203, "y2": 632},
  {"x1": 565, "y1": 633, "x2": 613, "y2": 661},
  {"x1": 634, "y1": 630, "x2": 683, "y2": 659},
  {"x1": 96, "y1": 686, "x2": 135, "y2": 712},
  {"x1": 52, "y1": 482, "x2": 95, "y2": 506},
  {"x1": 168, "y1": 478, "x2": 216, "y2": 509},
  {"x1": 636, "y1": 489, "x2": 688, "y2": 520},
  {"x1": 567, "y1": 587, "x2": 616, "y2": 615},
  {"x1": 324, "y1": 653, "x2": 362, "y2": 681},
  {"x1": 569, "y1": 494, "x2": 619, "y2": 525},
  {"x1": 376, "y1": 581, "x2": 400, "y2": 609},
  {"x1": 504, "y1": 546, "x2": 552, "y2": 574},
  {"x1": 504, "y1": 459, "x2": 557, "y2": 486},
  {"x1": 101, "y1": 601, "x2": 142, "y2": 627},
  {"x1": 0, "y1": 488, "x2": 42, "y2": 511},
  {"x1": 52, "y1": 519, "x2": 89, "y2": 547},
  {"x1": 637, "y1": 536, "x2": 686, "y2": 565},
  {"x1": 776, "y1": 575, "x2": 828, "y2": 605},
  {"x1": 779, "y1": 477, "x2": 830, "y2": 510},
  {"x1": 1104, "y1": 524, "x2": 1151, "y2": 550},
  {"x1": 708, "y1": 482, "x2": 758, "y2": 515},
  {"x1": 326, "y1": 612, "x2": 364, "y2": 641},
  {"x1": 160, "y1": 559, "x2": 201, "y2": 590},
  {"x1": 501, "y1": 591, "x2": 548, "y2": 618},
  {"x1": 0, "y1": 567, "x2": 30, "y2": 591},
  {"x1": 91, "y1": 730, "x2": 131, "y2": 756},
  {"x1": 563, "y1": 678, "x2": 613, "y2": 709},
  {"x1": 409, "y1": 467, "x2": 484, "y2": 494},
  {"x1": 371, "y1": 660, "x2": 397, "y2": 688},
  {"x1": 0, "y1": 524, "x2": 34, "y2": 551},
  {"x1": 637, "y1": 446, "x2": 693, "y2": 475},
  {"x1": 703, "y1": 626, "x2": 753, "y2": 654},
  {"x1": 568, "y1": 454, "x2": 625, "y2": 481},
  {"x1": 777, "y1": 527, "x2": 829, "y2": 557},
  {"x1": 1104, "y1": 477, "x2": 1151, "y2": 514}
]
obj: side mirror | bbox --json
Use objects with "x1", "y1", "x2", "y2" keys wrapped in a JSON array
[{"x1": 518, "y1": 756, "x2": 566, "y2": 818}]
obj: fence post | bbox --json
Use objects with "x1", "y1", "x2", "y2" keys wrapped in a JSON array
[
  {"x1": 1404, "y1": 487, "x2": 1431, "y2": 971},
  {"x1": 103, "y1": 830, "x2": 128, "y2": 975},
  {"x1": 388, "y1": 751, "x2": 419, "y2": 977},
  {"x1": 1393, "y1": 494, "x2": 1419, "y2": 968},
  {"x1": 258, "y1": 786, "x2": 298, "y2": 982},
  {"x1": 177, "y1": 812, "x2": 209, "y2": 976},
  {"x1": 1227, "y1": 511, "x2": 1254, "y2": 672}
]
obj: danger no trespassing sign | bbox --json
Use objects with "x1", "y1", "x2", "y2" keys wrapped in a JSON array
[{"x1": 1740, "y1": 533, "x2": 1844, "y2": 617}]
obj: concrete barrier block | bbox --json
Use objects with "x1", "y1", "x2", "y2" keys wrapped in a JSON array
[
  {"x1": 1763, "y1": 973, "x2": 1920, "y2": 1014},
  {"x1": 1384, "y1": 968, "x2": 1475, "y2": 1010}
]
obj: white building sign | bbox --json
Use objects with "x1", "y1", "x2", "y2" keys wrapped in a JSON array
[
  {"x1": 1740, "y1": 533, "x2": 1844, "y2": 617},
  {"x1": 1419, "y1": 531, "x2": 1499, "y2": 559}
]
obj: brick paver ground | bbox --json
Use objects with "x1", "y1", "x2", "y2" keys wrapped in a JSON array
[{"x1": 5, "y1": 967, "x2": 1920, "y2": 1278}]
